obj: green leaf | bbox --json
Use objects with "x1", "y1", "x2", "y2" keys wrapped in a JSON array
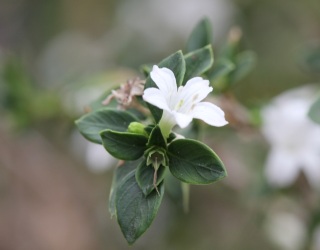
[
  {"x1": 300, "y1": 46, "x2": 320, "y2": 74},
  {"x1": 229, "y1": 51, "x2": 256, "y2": 83},
  {"x1": 183, "y1": 44, "x2": 214, "y2": 85},
  {"x1": 75, "y1": 108, "x2": 137, "y2": 144},
  {"x1": 145, "y1": 51, "x2": 186, "y2": 123},
  {"x1": 309, "y1": 96, "x2": 320, "y2": 124},
  {"x1": 116, "y1": 170, "x2": 164, "y2": 245},
  {"x1": 109, "y1": 160, "x2": 140, "y2": 218},
  {"x1": 208, "y1": 58, "x2": 235, "y2": 82},
  {"x1": 164, "y1": 172, "x2": 183, "y2": 204},
  {"x1": 168, "y1": 139, "x2": 227, "y2": 184},
  {"x1": 147, "y1": 125, "x2": 166, "y2": 148},
  {"x1": 158, "y1": 51, "x2": 186, "y2": 86},
  {"x1": 136, "y1": 160, "x2": 167, "y2": 196},
  {"x1": 100, "y1": 130, "x2": 148, "y2": 160},
  {"x1": 140, "y1": 64, "x2": 153, "y2": 77},
  {"x1": 186, "y1": 17, "x2": 212, "y2": 53}
]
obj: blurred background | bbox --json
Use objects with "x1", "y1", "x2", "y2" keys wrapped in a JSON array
[{"x1": 1, "y1": 0, "x2": 320, "y2": 249}]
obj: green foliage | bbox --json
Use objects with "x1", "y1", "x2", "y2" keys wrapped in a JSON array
[
  {"x1": 300, "y1": 46, "x2": 320, "y2": 74},
  {"x1": 147, "y1": 125, "x2": 167, "y2": 148},
  {"x1": 183, "y1": 44, "x2": 214, "y2": 85},
  {"x1": 309, "y1": 96, "x2": 320, "y2": 124},
  {"x1": 186, "y1": 17, "x2": 212, "y2": 52},
  {"x1": 168, "y1": 139, "x2": 227, "y2": 184},
  {"x1": 74, "y1": 18, "x2": 233, "y2": 245},
  {"x1": 136, "y1": 160, "x2": 167, "y2": 196},
  {"x1": 208, "y1": 58, "x2": 235, "y2": 82},
  {"x1": 100, "y1": 130, "x2": 148, "y2": 160},
  {"x1": 109, "y1": 160, "x2": 139, "y2": 218},
  {"x1": 75, "y1": 109, "x2": 138, "y2": 144},
  {"x1": 229, "y1": 51, "x2": 257, "y2": 84},
  {"x1": 115, "y1": 166, "x2": 164, "y2": 245},
  {"x1": 0, "y1": 58, "x2": 63, "y2": 129},
  {"x1": 140, "y1": 64, "x2": 153, "y2": 77},
  {"x1": 108, "y1": 160, "x2": 164, "y2": 245}
]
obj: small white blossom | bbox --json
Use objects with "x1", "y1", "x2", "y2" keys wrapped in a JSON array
[
  {"x1": 262, "y1": 85, "x2": 320, "y2": 189},
  {"x1": 143, "y1": 65, "x2": 228, "y2": 137}
]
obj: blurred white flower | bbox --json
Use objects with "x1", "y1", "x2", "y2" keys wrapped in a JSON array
[
  {"x1": 71, "y1": 131, "x2": 118, "y2": 173},
  {"x1": 264, "y1": 211, "x2": 306, "y2": 250},
  {"x1": 262, "y1": 85, "x2": 320, "y2": 189},
  {"x1": 85, "y1": 143, "x2": 118, "y2": 173},
  {"x1": 143, "y1": 65, "x2": 227, "y2": 137}
]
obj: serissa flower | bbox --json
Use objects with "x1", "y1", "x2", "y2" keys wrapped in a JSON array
[
  {"x1": 143, "y1": 65, "x2": 228, "y2": 137},
  {"x1": 262, "y1": 85, "x2": 320, "y2": 190}
]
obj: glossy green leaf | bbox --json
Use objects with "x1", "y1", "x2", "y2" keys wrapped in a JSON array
[
  {"x1": 109, "y1": 160, "x2": 140, "y2": 218},
  {"x1": 168, "y1": 139, "x2": 227, "y2": 184},
  {"x1": 183, "y1": 44, "x2": 214, "y2": 85},
  {"x1": 186, "y1": 17, "x2": 212, "y2": 53},
  {"x1": 145, "y1": 51, "x2": 186, "y2": 123},
  {"x1": 135, "y1": 160, "x2": 167, "y2": 196},
  {"x1": 147, "y1": 125, "x2": 166, "y2": 148},
  {"x1": 309, "y1": 96, "x2": 320, "y2": 124},
  {"x1": 300, "y1": 46, "x2": 320, "y2": 74},
  {"x1": 116, "y1": 170, "x2": 164, "y2": 245},
  {"x1": 208, "y1": 58, "x2": 235, "y2": 82},
  {"x1": 100, "y1": 130, "x2": 147, "y2": 160},
  {"x1": 75, "y1": 108, "x2": 137, "y2": 144},
  {"x1": 229, "y1": 51, "x2": 256, "y2": 83}
]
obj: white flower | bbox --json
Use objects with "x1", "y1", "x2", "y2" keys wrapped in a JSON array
[
  {"x1": 85, "y1": 142, "x2": 118, "y2": 173},
  {"x1": 142, "y1": 65, "x2": 228, "y2": 137},
  {"x1": 262, "y1": 85, "x2": 320, "y2": 190},
  {"x1": 70, "y1": 131, "x2": 118, "y2": 173},
  {"x1": 264, "y1": 211, "x2": 306, "y2": 250}
]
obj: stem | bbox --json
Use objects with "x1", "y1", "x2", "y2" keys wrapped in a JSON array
[
  {"x1": 158, "y1": 111, "x2": 175, "y2": 139},
  {"x1": 181, "y1": 182, "x2": 190, "y2": 213}
]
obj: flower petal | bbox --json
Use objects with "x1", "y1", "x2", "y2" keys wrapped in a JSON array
[
  {"x1": 192, "y1": 102, "x2": 228, "y2": 127},
  {"x1": 301, "y1": 151, "x2": 320, "y2": 190},
  {"x1": 265, "y1": 148, "x2": 300, "y2": 188},
  {"x1": 172, "y1": 111, "x2": 193, "y2": 128},
  {"x1": 143, "y1": 88, "x2": 170, "y2": 111},
  {"x1": 150, "y1": 65, "x2": 177, "y2": 94},
  {"x1": 177, "y1": 77, "x2": 213, "y2": 113},
  {"x1": 182, "y1": 77, "x2": 212, "y2": 102}
]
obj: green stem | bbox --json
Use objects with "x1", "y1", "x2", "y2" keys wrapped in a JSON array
[
  {"x1": 159, "y1": 112, "x2": 175, "y2": 139},
  {"x1": 181, "y1": 182, "x2": 190, "y2": 213}
]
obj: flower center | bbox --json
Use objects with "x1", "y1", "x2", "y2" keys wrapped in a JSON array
[{"x1": 174, "y1": 99, "x2": 184, "y2": 111}]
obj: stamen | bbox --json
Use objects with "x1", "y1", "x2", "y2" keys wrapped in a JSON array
[{"x1": 175, "y1": 99, "x2": 184, "y2": 110}]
